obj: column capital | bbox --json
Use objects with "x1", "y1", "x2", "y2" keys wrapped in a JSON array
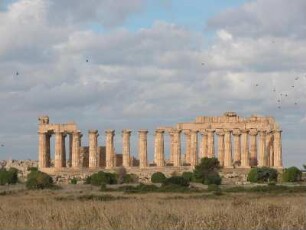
[
  {"x1": 169, "y1": 129, "x2": 181, "y2": 135},
  {"x1": 249, "y1": 128, "x2": 258, "y2": 136},
  {"x1": 273, "y1": 129, "x2": 282, "y2": 134},
  {"x1": 122, "y1": 129, "x2": 132, "y2": 134},
  {"x1": 138, "y1": 129, "x2": 148, "y2": 134},
  {"x1": 232, "y1": 128, "x2": 242, "y2": 136},
  {"x1": 89, "y1": 129, "x2": 98, "y2": 134},
  {"x1": 199, "y1": 129, "x2": 207, "y2": 135},
  {"x1": 105, "y1": 129, "x2": 115, "y2": 135},
  {"x1": 182, "y1": 129, "x2": 191, "y2": 135},
  {"x1": 259, "y1": 130, "x2": 267, "y2": 136},
  {"x1": 241, "y1": 129, "x2": 249, "y2": 134},
  {"x1": 223, "y1": 129, "x2": 232, "y2": 133},
  {"x1": 215, "y1": 129, "x2": 225, "y2": 136},
  {"x1": 206, "y1": 128, "x2": 215, "y2": 133},
  {"x1": 155, "y1": 129, "x2": 165, "y2": 134}
]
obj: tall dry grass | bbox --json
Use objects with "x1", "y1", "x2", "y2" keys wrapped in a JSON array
[{"x1": 0, "y1": 188, "x2": 305, "y2": 230}]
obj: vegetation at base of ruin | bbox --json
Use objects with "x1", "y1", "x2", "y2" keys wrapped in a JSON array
[
  {"x1": 282, "y1": 167, "x2": 302, "y2": 182},
  {"x1": 26, "y1": 170, "x2": 54, "y2": 189},
  {"x1": 151, "y1": 172, "x2": 166, "y2": 183},
  {"x1": 85, "y1": 171, "x2": 118, "y2": 186},
  {"x1": 182, "y1": 171, "x2": 194, "y2": 182},
  {"x1": 193, "y1": 157, "x2": 222, "y2": 185},
  {"x1": 0, "y1": 168, "x2": 18, "y2": 185},
  {"x1": 0, "y1": 186, "x2": 305, "y2": 230},
  {"x1": 247, "y1": 167, "x2": 278, "y2": 183},
  {"x1": 163, "y1": 176, "x2": 190, "y2": 187},
  {"x1": 70, "y1": 177, "x2": 78, "y2": 184}
]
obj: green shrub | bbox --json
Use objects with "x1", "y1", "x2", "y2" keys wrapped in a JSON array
[
  {"x1": 26, "y1": 170, "x2": 53, "y2": 189},
  {"x1": 193, "y1": 157, "x2": 222, "y2": 185},
  {"x1": 70, "y1": 178, "x2": 78, "y2": 184},
  {"x1": 151, "y1": 172, "x2": 166, "y2": 183},
  {"x1": 0, "y1": 168, "x2": 18, "y2": 185},
  {"x1": 247, "y1": 167, "x2": 278, "y2": 183},
  {"x1": 182, "y1": 172, "x2": 194, "y2": 182},
  {"x1": 27, "y1": 167, "x2": 38, "y2": 172},
  {"x1": 204, "y1": 174, "x2": 222, "y2": 185},
  {"x1": 282, "y1": 167, "x2": 302, "y2": 182},
  {"x1": 86, "y1": 171, "x2": 118, "y2": 186},
  {"x1": 162, "y1": 176, "x2": 189, "y2": 187},
  {"x1": 123, "y1": 174, "x2": 138, "y2": 183}
]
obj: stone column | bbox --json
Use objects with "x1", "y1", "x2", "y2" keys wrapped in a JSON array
[
  {"x1": 189, "y1": 130, "x2": 198, "y2": 166},
  {"x1": 240, "y1": 129, "x2": 250, "y2": 168},
  {"x1": 154, "y1": 129, "x2": 165, "y2": 167},
  {"x1": 199, "y1": 130, "x2": 208, "y2": 160},
  {"x1": 61, "y1": 133, "x2": 67, "y2": 167},
  {"x1": 232, "y1": 129, "x2": 241, "y2": 165},
  {"x1": 54, "y1": 130, "x2": 64, "y2": 169},
  {"x1": 183, "y1": 130, "x2": 191, "y2": 164},
  {"x1": 266, "y1": 132, "x2": 274, "y2": 167},
  {"x1": 216, "y1": 129, "x2": 225, "y2": 167},
  {"x1": 224, "y1": 129, "x2": 233, "y2": 168},
  {"x1": 138, "y1": 129, "x2": 148, "y2": 168},
  {"x1": 206, "y1": 129, "x2": 215, "y2": 158},
  {"x1": 170, "y1": 129, "x2": 181, "y2": 167},
  {"x1": 249, "y1": 129, "x2": 258, "y2": 166},
  {"x1": 106, "y1": 129, "x2": 115, "y2": 169},
  {"x1": 122, "y1": 129, "x2": 132, "y2": 168},
  {"x1": 273, "y1": 130, "x2": 283, "y2": 168},
  {"x1": 68, "y1": 134, "x2": 72, "y2": 167},
  {"x1": 46, "y1": 133, "x2": 51, "y2": 167},
  {"x1": 258, "y1": 130, "x2": 267, "y2": 167},
  {"x1": 169, "y1": 132, "x2": 174, "y2": 164},
  {"x1": 71, "y1": 131, "x2": 81, "y2": 168},
  {"x1": 89, "y1": 130, "x2": 99, "y2": 168},
  {"x1": 38, "y1": 131, "x2": 47, "y2": 168}
]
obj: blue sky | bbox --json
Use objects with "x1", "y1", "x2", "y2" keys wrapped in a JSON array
[{"x1": 0, "y1": 0, "x2": 306, "y2": 168}]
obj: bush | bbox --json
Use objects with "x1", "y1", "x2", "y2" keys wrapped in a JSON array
[
  {"x1": 151, "y1": 172, "x2": 166, "y2": 183},
  {"x1": 282, "y1": 167, "x2": 302, "y2": 182},
  {"x1": 193, "y1": 157, "x2": 222, "y2": 185},
  {"x1": 123, "y1": 174, "x2": 138, "y2": 183},
  {"x1": 26, "y1": 170, "x2": 53, "y2": 189},
  {"x1": 0, "y1": 168, "x2": 18, "y2": 185},
  {"x1": 162, "y1": 176, "x2": 189, "y2": 187},
  {"x1": 86, "y1": 171, "x2": 118, "y2": 186},
  {"x1": 204, "y1": 173, "x2": 222, "y2": 185},
  {"x1": 182, "y1": 172, "x2": 194, "y2": 182},
  {"x1": 70, "y1": 178, "x2": 78, "y2": 184},
  {"x1": 247, "y1": 167, "x2": 278, "y2": 183}
]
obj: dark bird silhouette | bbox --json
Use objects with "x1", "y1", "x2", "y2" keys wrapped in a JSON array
[
  {"x1": 201, "y1": 62, "x2": 205, "y2": 65},
  {"x1": 294, "y1": 102, "x2": 298, "y2": 105},
  {"x1": 277, "y1": 99, "x2": 281, "y2": 103},
  {"x1": 295, "y1": 77, "x2": 299, "y2": 80},
  {"x1": 0, "y1": 144, "x2": 4, "y2": 147},
  {"x1": 255, "y1": 84, "x2": 259, "y2": 87},
  {"x1": 292, "y1": 85, "x2": 295, "y2": 88},
  {"x1": 15, "y1": 72, "x2": 19, "y2": 76},
  {"x1": 86, "y1": 59, "x2": 89, "y2": 63},
  {"x1": 278, "y1": 106, "x2": 281, "y2": 109}
]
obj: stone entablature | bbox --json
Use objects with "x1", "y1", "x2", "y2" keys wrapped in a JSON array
[{"x1": 38, "y1": 112, "x2": 283, "y2": 171}]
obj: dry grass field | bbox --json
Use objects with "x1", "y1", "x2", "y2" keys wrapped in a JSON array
[{"x1": 0, "y1": 185, "x2": 305, "y2": 230}]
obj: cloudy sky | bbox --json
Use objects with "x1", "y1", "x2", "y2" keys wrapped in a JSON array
[{"x1": 0, "y1": 0, "x2": 305, "y2": 167}]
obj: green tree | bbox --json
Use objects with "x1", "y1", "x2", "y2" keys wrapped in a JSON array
[
  {"x1": 282, "y1": 167, "x2": 302, "y2": 182},
  {"x1": 193, "y1": 157, "x2": 222, "y2": 185},
  {"x1": 26, "y1": 170, "x2": 53, "y2": 189},
  {"x1": 151, "y1": 172, "x2": 166, "y2": 183},
  {"x1": 247, "y1": 167, "x2": 278, "y2": 183}
]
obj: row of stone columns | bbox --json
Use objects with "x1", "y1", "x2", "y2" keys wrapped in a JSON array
[{"x1": 39, "y1": 128, "x2": 283, "y2": 169}]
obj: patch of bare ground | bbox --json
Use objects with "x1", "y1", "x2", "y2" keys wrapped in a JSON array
[{"x1": 0, "y1": 185, "x2": 305, "y2": 230}]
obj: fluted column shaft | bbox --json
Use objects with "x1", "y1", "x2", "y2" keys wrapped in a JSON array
[
  {"x1": 171, "y1": 129, "x2": 181, "y2": 167},
  {"x1": 189, "y1": 130, "x2": 198, "y2": 166},
  {"x1": 122, "y1": 130, "x2": 132, "y2": 168},
  {"x1": 46, "y1": 134, "x2": 51, "y2": 167},
  {"x1": 258, "y1": 131, "x2": 267, "y2": 167},
  {"x1": 169, "y1": 132, "x2": 174, "y2": 163},
  {"x1": 38, "y1": 132, "x2": 47, "y2": 168},
  {"x1": 89, "y1": 130, "x2": 99, "y2": 168},
  {"x1": 216, "y1": 130, "x2": 225, "y2": 167},
  {"x1": 240, "y1": 129, "x2": 250, "y2": 168},
  {"x1": 154, "y1": 129, "x2": 165, "y2": 167},
  {"x1": 206, "y1": 129, "x2": 215, "y2": 158},
  {"x1": 138, "y1": 130, "x2": 148, "y2": 168},
  {"x1": 106, "y1": 130, "x2": 115, "y2": 169},
  {"x1": 68, "y1": 134, "x2": 72, "y2": 167},
  {"x1": 54, "y1": 131, "x2": 64, "y2": 169},
  {"x1": 184, "y1": 131, "x2": 191, "y2": 164},
  {"x1": 232, "y1": 129, "x2": 241, "y2": 164},
  {"x1": 249, "y1": 129, "x2": 258, "y2": 166},
  {"x1": 61, "y1": 134, "x2": 67, "y2": 167},
  {"x1": 224, "y1": 129, "x2": 232, "y2": 168},
  {"x1": 266, "y1": 132, "x2": 274, "y2": 167},
  {"x1": 72, "y1": 131, "x2": 81, "y2": 168},
  {"x1": 273, "y1": 130, "x2": 283, "y2": 168},
  {"x1": 199, "y1": 130, "x2": 208, "y2": 160}
]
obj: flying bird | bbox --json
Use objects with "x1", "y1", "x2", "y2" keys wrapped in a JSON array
[
  {"x1": 0, "y1": 144, "x2": 4, "y2": 147},
  {"x1": 86, "y1": 59, "x2": 89, "y2": 63}
]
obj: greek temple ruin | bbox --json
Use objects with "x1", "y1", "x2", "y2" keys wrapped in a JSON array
[{"x1": 38, "y1": 112, "x2": 283, "y2": 172}]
